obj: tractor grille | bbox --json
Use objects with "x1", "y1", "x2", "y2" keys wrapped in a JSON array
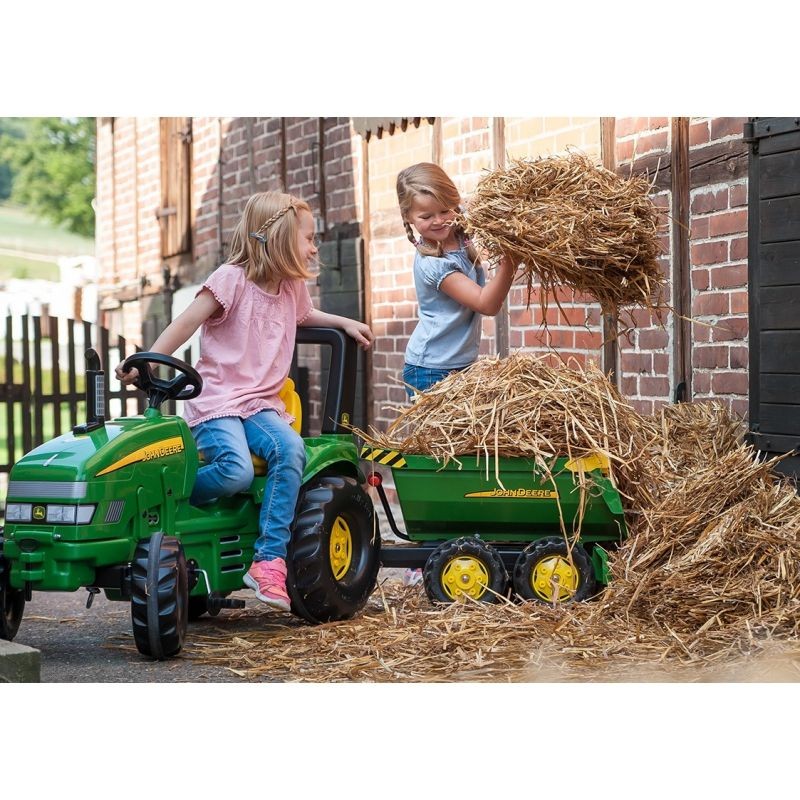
[{"x1": 104, "y1": 500, "x2": 125, "y2": 524}]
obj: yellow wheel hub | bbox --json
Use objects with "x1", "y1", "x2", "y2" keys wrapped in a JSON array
[
  {"x1": 329, "y1": 516, "x2": 352, "y2": 581},
  {"x1": 531, "y1": 554, "x2": 579, "y2": 602},
  {"x1": 441, "y1": 556, "x2": 490, "y2": 601}
]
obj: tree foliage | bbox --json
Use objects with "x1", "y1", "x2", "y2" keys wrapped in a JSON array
[{"x1": 0, "y1": 117, "x2": 96, "y2": 237}]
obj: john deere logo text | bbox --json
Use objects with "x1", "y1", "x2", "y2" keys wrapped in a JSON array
[
  {"x1": 464, "y1": 488, "x2": 559, "y2": 499},
  {"x1": 96, "y1": 437, "x2": 185, "y2": 476}
]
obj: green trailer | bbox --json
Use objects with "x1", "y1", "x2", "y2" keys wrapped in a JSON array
[{"x1": 364, "y1": 447, "x2": 627, "y2": 604}]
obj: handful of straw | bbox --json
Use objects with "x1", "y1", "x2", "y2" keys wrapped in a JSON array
[{"x1": 457, "y1": 152, "x2": 667, "y2": 315}]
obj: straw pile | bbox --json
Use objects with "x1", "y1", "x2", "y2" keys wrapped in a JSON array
[
  {"x1": 182, "y1": 356, "x2": 800, "y2": 681},
  {"x1": 457, "y1": 152, "x2": 667, "y2": 314}
]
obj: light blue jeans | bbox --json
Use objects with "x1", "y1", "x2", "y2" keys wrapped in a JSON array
[
  {"x1": 189, "y1": 411, "x2": 306, "y2": 561},
  {"x1": 403, "y1": 362, "x2": 466, "y2": 399}
]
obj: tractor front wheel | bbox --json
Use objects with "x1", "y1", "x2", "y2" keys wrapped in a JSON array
[
  {"x1": 423, "y1": 537, "x2": 508, "y2": 604},
  {"x1": 512, "y1": 536, "x2": 596, "y2": 604},
  {"x1": 288, "y1": 475, "x2": 380, "y2": 624},
  {"x1": 0, "y1": 536, "x2": 24, "y2": 641},
  {"x1": 130, "y1": 532, "x2": 189, "y2": 659}
]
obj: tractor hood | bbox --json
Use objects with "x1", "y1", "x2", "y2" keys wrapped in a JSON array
[{"x1": 7, "y1": 414, "x2": 197, "y2": 500}]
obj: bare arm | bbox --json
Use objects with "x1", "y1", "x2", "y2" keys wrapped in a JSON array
[
  {"x1": 114, "y1": 289, "x2": 222, "y2": 383},
  {"x1": 298, "y1": 308, "x2": 374, "y2": 349},
  {"x1": 439, "y1": 255, "x2": 517, "y2": 316}
]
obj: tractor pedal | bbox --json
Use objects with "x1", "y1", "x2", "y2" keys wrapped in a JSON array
[{"x1": 206, "y1": 596, "x2": 246, "y2": 611}]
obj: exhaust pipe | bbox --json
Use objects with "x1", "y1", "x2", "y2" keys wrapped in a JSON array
[{"x1": 72, "y1": 348, "x2": 105, "y2": 434}]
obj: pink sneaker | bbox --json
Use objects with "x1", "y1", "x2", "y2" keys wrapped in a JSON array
[{"x1": 243, "y1": 557, "x2": 291, "y2": 612}]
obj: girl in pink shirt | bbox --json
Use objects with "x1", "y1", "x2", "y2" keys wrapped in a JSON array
[{"x1": 115, "y1": 192, "x2": 373, "y2": 611}]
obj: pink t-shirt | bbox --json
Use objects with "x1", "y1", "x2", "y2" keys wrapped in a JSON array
[{"x1": 182, "y1": 263, "x2": 313, "y2": 427}]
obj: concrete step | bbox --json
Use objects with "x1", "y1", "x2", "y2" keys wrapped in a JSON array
[{"x1": 0, "y1": 640, "x2": 41, "y2": 683}]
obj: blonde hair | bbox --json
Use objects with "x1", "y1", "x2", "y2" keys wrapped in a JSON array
[
  {"x1": 396, "y1": 162, "x2": 478, "y2": 262},
  {"x1": 227, "y1": 191, "x2": 313, "y2": 283}
]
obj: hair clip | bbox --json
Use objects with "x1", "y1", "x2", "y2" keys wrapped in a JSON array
[{"x1": 249, "y1": 232, "x2": 267, "y2": 244}]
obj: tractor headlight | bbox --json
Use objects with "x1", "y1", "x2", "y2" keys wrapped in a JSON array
[
  {"x1": 44, "y1": 504, "x2": 96, "y2": 524},
  {"x1": 5, "y1": 503, "x2": 33, "y2": 522}
]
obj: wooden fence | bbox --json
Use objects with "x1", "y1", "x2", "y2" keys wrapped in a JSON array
[{"x1": 1, "y1": 315, "x2": 147, "y2": 483}]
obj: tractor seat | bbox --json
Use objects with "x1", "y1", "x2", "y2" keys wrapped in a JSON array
[{"x1": 197, "y1": 378, "x2": 302, "y2": 478}]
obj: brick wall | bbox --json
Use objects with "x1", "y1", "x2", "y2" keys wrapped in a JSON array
[{"x1": 97, "y1": 116, "x2": 751, "y2": 433}]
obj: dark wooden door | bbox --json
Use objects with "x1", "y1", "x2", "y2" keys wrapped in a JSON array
[{"x1": 746, "y1": 118, "x2": 800, "y2": 475}]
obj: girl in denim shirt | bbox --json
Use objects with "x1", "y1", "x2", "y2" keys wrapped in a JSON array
[{"x1": 397, "y1": 163, "x2": 518, "y2": 397}]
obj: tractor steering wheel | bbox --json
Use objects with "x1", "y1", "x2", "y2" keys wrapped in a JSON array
[{"x1": 122, "y1": 352, "x2": 203, "y2": 408}]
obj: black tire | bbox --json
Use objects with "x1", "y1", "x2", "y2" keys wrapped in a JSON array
[
  {"x1": 130, "y1": 532, "x2": 189, "y2": 659},
  {"x1": 287, "y1": 475, "x2": 380, "y2": 624},
  {"x1": 187, "y1": 593, "x2": 222, "y2": 621},
  {"x1": 423, "y1": 536, "x2": 508, "y2": 604},
  {"x1": 0, "y1": 535, "x2": 24, "y2": 641},
  {"x1": 512, "y1": 536, "x2": 596, "y2": 604}
]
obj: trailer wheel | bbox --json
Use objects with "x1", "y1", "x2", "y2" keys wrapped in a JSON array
[
  {"x1": 512, "y1": 536, "x2": 596, "y2": 604},
  {"x1": 130, "y1": 532, "x2": 189, "y2": 659},
  {"x1": 288, "y1": 475, "x2": 380, "y2": 624},
  {"x1": 0, "y1": 536, "x2": 24, "y2": 641},
  {"x1": 423, "y1": 537, "x2": 508, "y2": 604}
]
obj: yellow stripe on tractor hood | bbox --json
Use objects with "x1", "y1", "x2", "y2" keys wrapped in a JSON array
[{"x1": 95, "y1": 437, "x2": 185, "y2": 476}]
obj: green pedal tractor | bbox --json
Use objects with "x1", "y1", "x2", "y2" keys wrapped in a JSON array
[{"x1": 0, "y1": 328, "x2": 381, "y2": 659}]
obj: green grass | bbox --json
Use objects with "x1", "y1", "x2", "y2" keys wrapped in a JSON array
[
  {"x1": 0, "y1": 252, "x2": 60, "y2": 281},
  {"x1": 0, "y1": 203, "x2": 94, "y2": 257}
]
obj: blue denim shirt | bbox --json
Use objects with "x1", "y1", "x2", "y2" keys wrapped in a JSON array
[{"x1": 405, "y1": 245, "x2": 486, "y2": 370}]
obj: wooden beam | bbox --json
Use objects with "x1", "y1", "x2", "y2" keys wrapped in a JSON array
[
  {"x1": 361, "y1": 135, "x2": 374, "y2": 427},
  {"x1": 671, "y1": 117, "x2": 692, "y2": 402},
  {"x1": 432, "y1": 118, "x2": 443, "y2": 166},
  {"x1": 617, "y1": 137, "x2": 748, "y2": 192},
  {"x1": 600, "y1": 117, "x2": 619, "y2": 386},
  {"x1": 280, "y1": 117, "x2": 288, "y2": 193},
  {"x1": 491, "y1": 117, "x2": 510, "y2": 358}
]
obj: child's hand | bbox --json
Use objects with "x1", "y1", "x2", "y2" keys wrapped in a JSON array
[
  {"x1": 114, "y1": 361, "x2": 140, "y2": 385},
  {"x1": 344, "y1": 320, "x2": 374, "y2": 350},
  {"x1": 499, "y1": 253, "x2": 522, "y2": 270}
]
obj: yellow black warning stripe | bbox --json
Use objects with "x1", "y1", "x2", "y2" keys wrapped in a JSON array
[{"x1": 359, "y1": 446, "x2": 406, "y2": 468}]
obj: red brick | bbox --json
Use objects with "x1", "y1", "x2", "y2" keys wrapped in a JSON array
[
  {"x1": 649, "y1": 117, "x2": 669, "y2": 130},
  {"x1": 691, "y1": 188, "x2": 729, "y2": 215},
  {"x1": 730, "y1": 290, "x2": 748, "y2": 314},
  {"x1": 730, "y1": 347, "x2": 748, "y2": 369},
  {"x1": 730, "y1": 183, "x2": 748, "y2": 208},
  {"x1": 692, "y1": 292, "x2": 729, "y2": 316},
  {"x1": 636, "y1": 131, "x2": 668, "y2": 155},
  {"x1": 625, "y1": 353, "x2": 653, "y2": 373},
  {"x1": 653, "y1": 353, "x2": 669, "y2": 374},
  {"x1": 712, "y1": 371, "x2": 748, "y2": 395},
  {"x1": 689, "y1": 121, "x2": 710, "y2": 146},
  {"x1": 710, "y1": 265, "x2": 747, "y2": 290},
  {"x1": 510, "y1": 308, "x2": 533, "y2": 326},
  {"x1": 620, "y1": 375, "x2": 638, "y2": 395},
  {"x1": 710, "y1": 117, "x2": 747, "y2": 139},
  {"x1": 712, "y1": 316, "x2": 748, "y2": 342},
  {"x1": 693, "y1": 269, "x2": 710, "y2": 291},
  {"x1": 639, "y1": 377, "x2": 669, "y2": 397},
  {"x1": 575, "y1": 330, "x2": 601, "y2": 350},
  {"x1": 691, "y1": 240, "x2": 728, "y2": 265},
  {"x1": 638, "y1": 329, "x2": 669, "y2": 350},
  {"x1": 730, "y1": 236, "x2": 748, "y2": 261},
  {"x1": 709, "y1": 209, "x2": 747, "y2": 237},
  {"x1": 730, "y1": 398, "x2": 749, "y2": 419},
  {"x1": 691, "y1": 217, "x2": 710, "y2": 240},
  {"x1": 616, "y1": 117, "x2": 648, "y2": 138},
  {"x1": 693, "y1": 319, "x2": 713, "y2": 342},
  {"x1": 632, "y1": 399, "x2": 655, "y2": 415},
  {"x1": 694, "y1": 346, "x2": 729, "y2": 369},
  {"x1": 693, "y1": 372, "x2": 711, "y2": 394}
]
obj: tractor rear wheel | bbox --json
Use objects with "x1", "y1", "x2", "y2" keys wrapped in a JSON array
[
  {"x1": 288, "y1": 475, "x2": 380, "y2": 624},
  {"x1": 0, "y1": 536, "x2": 24, "y2": 641},
  {"x1": 423, "y1": 537, "x2": 508, "y2": 604},
  {"x1": 512, "y1": 536, "x2": 596, "y2": 604},
  {"x1": 130, "y1": 532, "x2": 189, "y2": 659}
]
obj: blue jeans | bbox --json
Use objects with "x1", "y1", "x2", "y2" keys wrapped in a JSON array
[
  {"x1": 402, "y1": 363, "x2": 465, "y2": 398},
  {"x1": 190, "y1": 411, "x2": 306, "y2": 561}
]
